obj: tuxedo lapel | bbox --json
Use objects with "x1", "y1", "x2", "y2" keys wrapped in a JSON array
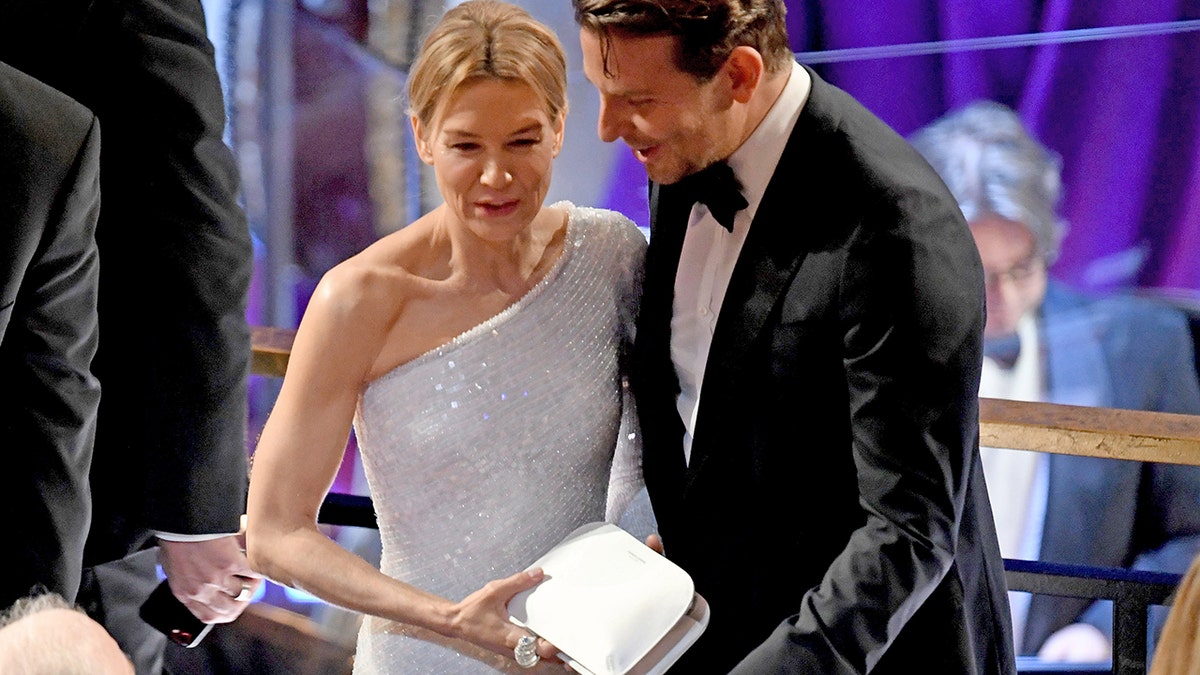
[
  {"x1": 1023, "y1": 286, "x2": 1120, "y2": 650},
  {"x1": 1035, "y1": 288, "x2": 1108, "y2": 572},
  {"x1": 684, "y1": 101, "x2": 825, "y2": 481},
  {"x1": 1022, "y1": 452, "x2": 1101, "y2": 651},
  {"x1": 634, "y1": 180, "x2": 699, "y2": 513},
  {"x1": 642, "y1": 180, "x2": 692, "y2": 333},
  {"x1": 1042, "y1": 285, "x2": 1112, "y2": 408},
  {"x1": 637, "y1": 179, "x2": 693, "y2": 392},
  {"x1": 640, "y1": 68, "x2": 840, "y2": 491}
]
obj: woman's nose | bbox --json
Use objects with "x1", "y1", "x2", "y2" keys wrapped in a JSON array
[{"x1": 481, "y1": 157, "x2": 512, "y2": 187}]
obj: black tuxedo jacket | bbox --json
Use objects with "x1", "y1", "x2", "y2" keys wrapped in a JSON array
[
  {"x1": 634, "y1": 67, "x2": 1016, "y2": 674},
  {"x1": 0, "y1": 0, "x2": 252, "y2": 566},
  {"x1": 1, "y1": 61, "x2": 101, "y2": 605}
]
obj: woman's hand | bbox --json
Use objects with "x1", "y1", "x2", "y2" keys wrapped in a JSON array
[{"x1": 447, "y1": 568, "x2": 563, "y2": 665}]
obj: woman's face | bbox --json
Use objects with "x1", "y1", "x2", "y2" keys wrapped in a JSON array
[{"x1": 414, "y1": 78, "x2": 563, "y2": 241}]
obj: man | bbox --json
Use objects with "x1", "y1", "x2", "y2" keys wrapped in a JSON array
[
  {"x1": 0, "y1": 1, "x2": 260, "y2": 671},
  {"x1": 1, "y1": 59, "x2": 101, "y2": 608},
  {"x1": 0, "y1": 592, "x2": 134, "y2": 675},
  {"x1": 912, "y1": 100, "x2": 1200, "y2": 662},
  {"x1": 573, "y1": 1, "x2": 1015, "y2": 673}
]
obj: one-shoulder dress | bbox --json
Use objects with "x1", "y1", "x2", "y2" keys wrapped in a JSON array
[{"x1": 351, "y1": 203, "x2": 647, "y2": 673}]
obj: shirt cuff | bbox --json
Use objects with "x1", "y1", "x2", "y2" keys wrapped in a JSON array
[{"x1": 155, "y1": 531, "x2": 238, "y2": 542}]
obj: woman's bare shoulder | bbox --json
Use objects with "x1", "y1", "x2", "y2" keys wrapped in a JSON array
[{"x1": 306, "y1": 217, "x2": 443, "y2": 332}]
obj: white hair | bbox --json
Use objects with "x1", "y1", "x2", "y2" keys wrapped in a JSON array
[{"x1": 911, "y1": 100, "x2": 1067, "y2": 263}]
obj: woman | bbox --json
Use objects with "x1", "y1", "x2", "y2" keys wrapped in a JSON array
[{"x1": 245, "y1": 2, "x2": 646, "y2": 672}]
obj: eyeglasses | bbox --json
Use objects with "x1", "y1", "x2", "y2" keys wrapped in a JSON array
[{"x1": 983, "y1": 256, "x2": 1043, "y2": 289}]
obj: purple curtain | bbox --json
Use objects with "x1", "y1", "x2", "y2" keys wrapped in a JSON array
[{"x1": 601, "y1": 0, "x2": 1200, "y2": 297}]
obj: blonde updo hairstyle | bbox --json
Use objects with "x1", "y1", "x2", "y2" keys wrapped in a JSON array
[{"x1": 407, "y1": 0, "x2": 568, "y2": 131}]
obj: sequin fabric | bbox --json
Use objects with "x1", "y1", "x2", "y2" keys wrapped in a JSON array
[{"x1": 351, "y1": 203, "x2": 647, "y2": 674}]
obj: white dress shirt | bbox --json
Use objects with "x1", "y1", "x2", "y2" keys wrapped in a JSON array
[
  {"x1": 671, "y1": 61, "x2": 811, "y2": 465},
  {"x1": 979, "y1": 312, "x2": 1047, "y2": 650}
]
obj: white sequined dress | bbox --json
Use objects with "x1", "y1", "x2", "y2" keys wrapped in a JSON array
[{"x1": 351, "y1": 203, "x2": 647, "y2": 674}]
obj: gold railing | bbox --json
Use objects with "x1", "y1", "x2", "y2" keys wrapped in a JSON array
[{"x1": 251, "y1": 326, "x2": 1200, "y2": 467}]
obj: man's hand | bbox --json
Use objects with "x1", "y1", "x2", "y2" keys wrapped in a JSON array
[
  {"x1": 1037, "y1": 622, "x2": 1112, "y2": 663},
  {"x1": 645, "y1": 534, "x2": 664, "y2": 555},
  {"x1": 158, "y1": 536, "x2": 263, "y2": 624}
]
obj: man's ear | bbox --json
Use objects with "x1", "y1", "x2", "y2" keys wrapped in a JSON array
[
  {"x1": 411, "y1": 115, "x2": 435, "y2": 165},
  {"x1": 723, "y1": 46, "x2": 764, "y2": 104}
]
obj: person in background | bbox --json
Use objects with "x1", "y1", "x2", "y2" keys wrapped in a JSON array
[
  {"x1": 912, "y1": 99, "x2": 1200, "y2": 663},
  {"x1": 572, "y1": 1, "x2": 1016, "y2": 672},
  {"x1": 245, "y1": 2, "x2": 646, "y2": 672},
  {"x1": 0, "y1": 59, "x2": 101, "y2": 609},
  {"x1": 0, "y1": 1, "x2": 262, "y2": 671},
  {"x1": 0, "y1": 592, "x2": 135, "y2": 675}
]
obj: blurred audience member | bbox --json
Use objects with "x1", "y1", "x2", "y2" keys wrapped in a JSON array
[
  {"x1": 0, "y1": 591, "x2": 134, "y2": 675},
  {"x1": 913, "y1": 100, "x2": 1200, "y2": 663},
  {"x1": 0, "y1": 0, "x2": 260, "y2": 671},
  {"x1": 1, "y1": 60, "x2": 100, "y2": 608},
  {"x1": 1150, "y1": 553, "x2": 1200, "y2": 675}
]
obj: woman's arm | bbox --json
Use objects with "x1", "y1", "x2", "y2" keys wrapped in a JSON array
[{"x1": 244, "y1": 263, "x2": 546, "y2": 659}]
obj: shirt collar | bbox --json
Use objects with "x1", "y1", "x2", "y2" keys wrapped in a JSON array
[{"x1": 727, "y1": 61, "x2": 811, "y2": 217}]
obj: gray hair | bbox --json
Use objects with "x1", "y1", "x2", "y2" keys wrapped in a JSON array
[
  {"x1": 0, "y1": 591, "x2": 131, "y2": 675},
  {"x1": 910, "y1": 100, "x2": 1067, "y2": 263},
  {"x1": 0, "y1": 591, "x2": 75, "y2": 628}
]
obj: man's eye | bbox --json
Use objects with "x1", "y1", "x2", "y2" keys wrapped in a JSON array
[
  {"x1": 451, "y1": 142, "x2": 480, "y2": 151},
  {"x1": 510, "y1": 138, "x2": 539, "y2": 147}
]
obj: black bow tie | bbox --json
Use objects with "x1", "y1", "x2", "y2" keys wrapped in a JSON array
[
  {"x1": 984, "y1": 333, "x2": 1021, "y2": 370},
  {"x1": 676, "y1": 161, "x2": 747, "y2": 232}
]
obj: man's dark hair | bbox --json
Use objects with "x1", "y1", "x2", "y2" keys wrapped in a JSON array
[{"x1": 572, "y1": 0, "x2": 792, "y2": 80}]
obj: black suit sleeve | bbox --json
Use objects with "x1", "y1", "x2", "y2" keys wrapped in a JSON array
[
  {"x1": 0, "y1": 63, "x2": 102, "y2": 604},
  {"x1": 731, "y1": 183, "x2": 994, "y2": 673},
  {"x1": 0, "y1": 0, "x2": 252, "y2": 560},
  {"x1": 84, "y1": 0, "x2": 253, "y2": 541}
]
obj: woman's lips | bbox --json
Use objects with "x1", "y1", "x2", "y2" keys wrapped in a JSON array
[{"x1": 476, "y1": 199, "x2": 519, "y2": 216}]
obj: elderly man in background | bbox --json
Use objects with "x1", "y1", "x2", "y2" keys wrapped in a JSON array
[{"x1": 913, "y1": 100, "x2": 1200, "y2": 663}]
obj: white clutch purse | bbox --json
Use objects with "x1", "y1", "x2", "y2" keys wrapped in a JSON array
[{"x1": 507, "y1": 522, "x2": 709, "y2": 675}]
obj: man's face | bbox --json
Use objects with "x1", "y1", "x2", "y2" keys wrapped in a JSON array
[
  {"x1": 969, "y1": 214, "x2": 1048, "y2": 339},
  {"x1": 579, "y1": 28, "x2": 734, "y2": 184}
]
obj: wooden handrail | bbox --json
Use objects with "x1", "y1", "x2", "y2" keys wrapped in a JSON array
[
  {"x1": 250, "y1": 326, "x2": 1200, "y2": 467},
  {"x1": 980, "y1": 398, "x2": 1200, "y2": 467},
  {"x1": 251, "y1": 325, "x2": 294, "y2": 378}
]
